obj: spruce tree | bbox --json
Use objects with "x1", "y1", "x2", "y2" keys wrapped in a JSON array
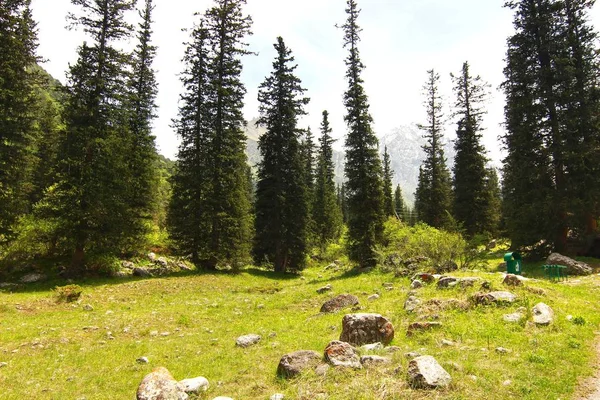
[
  {"x1": 42, "y1": 0, "x2": 136, "y2": 272},
  {"x1": 382, "y1": 146, "x2": 394, "y2": 217},
  {"x1": 313, "y1": 110, "x2": 343, "y2": 249},
  {"x1": 0, "y1": 0, "x2": 38, "y2": 240},
  {"x1": 451, "y1": 62, "x2": 490, "y2": 237},
  {"x1": 168, "y1": 19, "x2": 212, "y2": 263},
  {"x1": 483, "y1": 167, "x2": 502, "y2": 237},
  {"x1": 416, "y1": 69, "x2": 453, "y2": 229},
  {"x1": 394, "y1": 184, "x2": 405, "y2": 220},
  {"x1": 254, "y1": 37, "x2": 309, "y2": 272},
  {"x1": 342, "y1": 0, "x2": 385, "y2": 267},
  {"x1": 125, "y1": 0, "x2": 158, "y2": 235},
  {"x1": 300, "y1": 127, "x2": 316, "y2": 243}
]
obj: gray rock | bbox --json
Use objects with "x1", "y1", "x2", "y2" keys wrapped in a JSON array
[
  {"x1": 270, "y1": 394, "x2": 285, "y2": 400},
  {"x1": 177, "y1": 262, "x2": 192, "y2": 271},
  {"x1": 112, "y1": 270, "x2": 130, "y2": 278},
  {"x1": 441, "y1": 339, "x2": 454, "y2": 346},
  {"x1": 19, "y1": 273, "x2": 46, "y2": 283},
  {"x1": 277, "y1": 350, "x2": 322, "y2": 378},
  {"x1": 133, "y1": 267, "x2": 152, "y2": 278},
  {"x1": 367, "y1": 294, "x2": 380, "y2": 301},
  {"x1": 156, "y1": 257, "x2": 169, "y2": 268},
  {"x1": 360, "y1": 355, "x2": 391, "y2": 366},
  {"x1": 385, "y1": 346, "x2": 401, "y2": 353},
  {"x1": 436, "y1": 260, "x2": 458, "y2": 273},
  {"x1": 235, "y1": 334, "x2": 261, "y2": 348},
  {"x1": 0, "y1": 362, "x2": 7, "y2": 368},
  {"x1": 361, "y1": 342, "x2": 383, "y2": 351},
  {"x1": 314, "y1": 363, "x2": 330, "y2": 377},
  {"x1": 407, "y1": 355, "x2": 452, "y2": 389},
  {"x1": 136, "y1": 367, "x2": 188, "y2": 400},
  {"x1": 410, "y1": 279, "x2": 423, "y2": 289},
  {"x1": 178, "y1": 377, "x2": 209, "y2": 394},
  {"x1": 83, "y1": 304, "x2": 94, "y2": 311},
  {"x1": 495, "y1": 347, "x2": 510, "y2": 354},
  {"x1": 404, "y1": 296, "x2": 421, "y2": 312},
  {"x1": 405, "y1": 351, "x2": 422, "y2": 359},
  {"x1": 437, "y1": 276, "x2": 458, "y2": 289},
  {"x1": 316, "y1": 284, "x2": 332, "y2": 294},
  {"x1": 503, "y1": 312, "x2": 524, "y2": 323},
  {"x1": 532, "y1": 302, "x2": 554, "y2": 325},
  {"x1": 472, "y1": 291, "x2": 517, "y2": 305},
  {"x1": 339, "y1": 313, "x2": 394, "y2": 346},
  {"x1": 122, "y1": 261, "x2": 136, "y2": 269},
  {"x1": 407, "y1": 321, "x2": 443, "y2": 336},
  {"x1": 382, "y1": 282, "x2": 394, "y2": 288},
  {"x1": 503, "y1": 274, "x2": 523, "y2": 287},
  {"x1": 147, "y1": 252, "x2": 157, "y2": 262},
  {"x1": 459, "y1": 277, "x2": 481, "y2": 288},
  {"x1": 324, "y1": 340, "x2": 362, "y2": 369},
  {"x1": 137, "y1": 357, "x2": 149, "y2": 364},
  {"x1": 320, "y1": 294, "x2": 359, "y2": 313},
  {"x1": 0, "y1": 282, "x2": 16, "y2": 289},
  {"x1": 546, "y1": 253, "x2": 593, "y2": 276}
]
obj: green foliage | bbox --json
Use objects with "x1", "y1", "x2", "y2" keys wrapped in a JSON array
[
  {"x1": 54, "y1": 284, "x2": 83, "y2": 303},
  {"x1": 382, "y1": 146, "x2": 394, "y2": 217},
  {"x1": 393, "y1": 184, "x2": 405, "y2": 220},
  {"x1": 382, "y1": 218, "x2": 467, "y2": 267},
  {"x1": 573, "y1": 316, "x2": 586, "y2": 326},
  {"x1": 0, "y1": 213, "x2": 60, "y2": 264},
  {"x1": 342, "y1": 0, "x2": 385, "y2": 268}
]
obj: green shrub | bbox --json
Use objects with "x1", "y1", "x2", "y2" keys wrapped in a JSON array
[{"x1": 54, "y1": 284, "x2": 83, "y2": 303}]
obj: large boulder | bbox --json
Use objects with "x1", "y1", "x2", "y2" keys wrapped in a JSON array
[
  {"x1": 339, "y1": 313, "x2": 394, "y2": 346},
  {"x1": 320, "y1": 294, "x2": 359, "y2": 313},
  {"x1": 276, "y1": 350, "x2": 322, "y2": 378},
  {"x1": 437, "y1": 277, "x2": 458, "y2": 289},
  {"x1": 532, "y1": 302, "x2": 554, "y2": 325},
  {"x1": 546, "y1": 253, "x2": 593, "y2": 276},
  {"x1": 136, "y1": 367, "x2": 188, "y2": 400},
  {"x1": 324, "y1": 341, "x2": 362, "y2": 369},
  {"x1": 407, "y1": 355, "x2": 452, "y2": 389}
]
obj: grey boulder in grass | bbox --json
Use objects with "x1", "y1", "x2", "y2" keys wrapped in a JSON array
[
  {"x1": 407, "y1": 355, "x2": 452, "y2": 389},
  {"x1": 339, "y1": 313, "x2": 394, "y2": 346}
]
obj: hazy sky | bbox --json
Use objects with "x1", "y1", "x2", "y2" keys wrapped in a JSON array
[{"x1": 30, "y1": 0, "x2": 600, "y2": 164}]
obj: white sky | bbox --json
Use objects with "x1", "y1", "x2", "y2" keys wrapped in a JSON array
[{"x1": 31, "y1": 0, "x2": 600, "y2": 164}]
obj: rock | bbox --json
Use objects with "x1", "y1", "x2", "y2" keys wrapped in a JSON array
[
  {"x1": 503, "y1": 274, "x2": 523, "y2": 287},
  {"x1": 361, "y1": 342, "x2": 383, "y2": 351},
  {"x1": 235, "y1": 334, "x2": 261, "y2": 348},
  {"x1": 503, "y1": 312, "x2": 524, "y2": 323},
  {"x1": 410, "y1": 279, "x2": 423, "y2": 289},
  {"x1": 412, "y1": 273, "x2": 436, "y2": 283},
  {"x1": 136, "y1": 367, "x2": 188, "y2": 400},
  {"x1": 270, "y1": 394, "x2": 285, "y2": 400},
  {"x1": 156, "y1": 257, "x2": 169, "y2": 268},
  {"x1": 122, "y1": 261, "x2": 136, "y2": 269},
  {"x1": 360, "y1": 355, "x2": 391, "y2": 366},
  {"x1": 0, "y1": 362, "x2": 7, "y2": 368},
  {"x1": 83, "y1": 304, "x2": 94, "y2": 311},
  {"x1": 526, "y1": 286, "x2": 546, "y2": 295},
  {"x1": 424, "y1": 298, "x2": 470, "y2": 311},
  {"x1": 407, "y1": 355, "x2": 452, "y2": 389},
  {"x1": 382, "y1": 282, "x2": 394, "y2": 288},
  {"x1": 385, "y1": 346, "x2": 401, "y2": 353},
  {"x1": 495, "y1": 347, "x2": 510, "y2": 354},
  {"x1": 367, "y1": 294, "x2": 380, "y2": 301},
  {"x1": 133, "y1": 267, "x2": 152, "y2": 278},
  {"x1": 503, "y1": 379, "x2": 512, "y2": 386},
  {"x1": 487, "y1": 240, "x2": 497, "y2": 250},
  {"x1": 441, "y1": 339, "x2": 454, "y2": 346},
  {"x1": 480, "y1": 281, "x2": 492, "y2": 290},
  {"x1": 320, "y1": 294, "x2": 359, "y2": 313},
  {"x1": 314, "y1": 363, "x2": 330, "y2": 377},
  {"x1": 546, "y1": 253, "x2": 593, "y2": 276},
  {"x1": 407, "y1": 322, "x2": 443, "y2": 336},
  {"x1": 472, "y1": 291, "x2": 517, "y2": 305},
  {"x1": 459, "y1": 277, "x2": 480, "y2": 288},
  {"x1": 177, "y1": 262, "x2": 192, "y2": 271},
  {"x1": 178, "y1": 377, "x2": 209, "y2": 394},
  {"x1": 437, "y1": 276, "x2": 458, "y2": 289},
  {"x1": 324, "y1": 340, "x2": 362, "y2": 369},
  {"x1": 112, "y1": 270, "x2": 130, "y2": 278},
  {"x1": 339, "y1": 313, "x2": 394, "y2": 346},
  {"x1": 316, "y1": 284, "x2": 332, "y2": 294},
  {"x1": 405, "y1": 351, "x2": 422, "y2": 359},
  {"x1": 404, "y1": 296, "x2": 421, "y2": 312},
  {"x1": 137, "y1": 356, "x2": 149, "y2": 364},
  {"x1": 19, "y1": 273, "x2": 46, "y2": 283},
  {"x1": 147, "y1": 252, "x2": 157, "y2": 262},
  {"x1": 532, "y1": 302, "x2": 554, "y2": 325},
  {"x1": 0, "y1": 282, "x2": 17, "y2": 289},
  {"x1": 277, "y1": 350, "x2": 322, "y2": 378}
]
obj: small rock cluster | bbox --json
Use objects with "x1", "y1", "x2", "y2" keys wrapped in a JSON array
[
  {"x1": 118, "y1": 253, "x2": 193, "y2": 278},
  {"x1": 136, "y1": 367, "x2": 208, "y2": 400}
]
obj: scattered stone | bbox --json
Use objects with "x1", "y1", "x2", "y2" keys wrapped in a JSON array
[
  {"x1": 441, "y1": 339, "x2": 454, "y2": 347},
  {"x1": 147, "y1": 252, "x2": 157, "y2": 262},
  {"x1": 320, "y1": 294, "x2": 359, "y2": 313},
  {"x1": 385, "y1": 346, "x2": 401, "y2": 353},
  {"x1": 235, "y1": 334, "x2": 261, "y2": 348},
  {"x1": 324, "y1": 263, "x2": 336, "y2": 270},
  {"x1": 566, "y1": 315, "x2": 573, "y2": 321},
  {"x1": 178, "y1": 377, "x2": 209, "y2": 394},
  {"x1": 324, "y1": 340, "x2": 362, "y2": 369},
  {"x1": 339, "y1": 313, "x2": 394, "y2": 346},
  {"x1": 112, "y1": 270, "x2": 130, "y2": 278},
  {"x1": 503, "y1": 379, "x2": 512, "y2": 386},
  {"x1": 407, "y1": 355, "x2": 452, "y2": 389},
  {"x1": 314, "y1": 364, "x2": 330, "y2": 377},
  {"x1": 156, "y1": 257, "x2": 169, "y2": 268},
  {"x1": 526, "y1": 286, "x2": 546, "y2": 296},
  {"x1": 532, "y1": 302, "x2": 554, "y2": 325},
  {"x1": 410, "y1": 279, "x2": 423, "y2": 289},
  {"x1": 133, "y1": 268, "x2": 152, "y2": 278},
  {"x1": 367, "y1": 294, "x2": 380, "y2": 301},
  {"x1": 405, "y1": 351, "x2": 422, "y2": 359},
  {"x1": 270, "y1": 394, "x2": 284, "y2": 400},
  {"x1": 407, "y1": 322, "x2": 443, "y2": 335},
  {"x1": 83, "y1": 304, "x2": 94, "y2": 311},
  {"x1": 0, "y1": 362, "x2": 7, "y2": 368},
  {"x1": 480, "y1": 281, "x2": 492, "y2": 290},
  {"x1": 277, "y1": 350, "x2": 322, "y2": 378},
  {"x1": 459, "y1": 277, "x2": 480, "y2": 288},
  {"x1": 495, "y1": 347, "x2": 510, "y2": 354},
  {"x1": 122, "y1": 261, "x2": 136, "y2": 269},
  {"x1": 469, "y1": 374, "x2": 478, "y2": 381},
  {"x1": 360, "y1": 355, "x2": 391, "y2": 366},
  {"x1": 503, "y1": 312, "x2": 524, "y2": 323},
  {"x1": 437, "y1": 276, "x2": 458, "y2": 289},
  {"x1": 0, "y1": 282, "x2": 17, "y2": 289},
  {"x1": 382, "y1": 282, "x2": 394, "y2": 288},
  {"x1": 503, "y1": 274, "x2": 523, "y2": 287},
  {"x1": 412, "y1": 273, "x2": 435, "y2": 283},
  {"x1": 19, "y1": 273, "x2": 46, "y2": 283},
  {"x1": 137, "y1": 357, "x2": 149, "y2": 364},
  {"x1": 136, "y1": 367, "x2": 188, "y2": 400},
  {"x1": 487, "y1": 240, "x2": 497, "y2": 250},
  {"x1": 161, "y1": 332, "x2": 170, "y2": 337},
  {"x1": 546, "y1": 253, "x2": 593, "y2": 276},
  {"x1": 472, "y1": 291, "x2": 517, "y2": 305},
  {"x1": 150, "y1": 331, "x2": 158, "y2": 337},
  {"x1": 361, "y1": 342, "x2": 383, "y2": 351},
  {"x1": 404, "y1": 296, "x2": 421, "y2": 312},
  {"x1": 316, "y1": 284, "x2": 332, "y2": 294},
  {"x1": 424, "y1": 298, "x2": 470, "y2": 311}
]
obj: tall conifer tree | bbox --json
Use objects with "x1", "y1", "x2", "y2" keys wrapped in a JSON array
[
  {"x1": 254, "y1": 37, "x2": 309, "y2": 272},
  {"x1": 451, "y1": 62, "x2": 490, "y2": 236},
  {"x1": 342, "y1": 0, "x2": 385, "y2": 267},
  {"x1": 394, "y1": 184, "x2": 405, "y2": 220},
  {"x1": 382, "y1": 146, "x2": 394, "y2": 217},
  {"x1": 416, "y1": 69, "x2": 452, "y2": 229}
]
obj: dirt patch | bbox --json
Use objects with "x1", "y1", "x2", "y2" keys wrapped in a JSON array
[{"x1": 574, "y1": 335, "x2": 600, "y2": 400}]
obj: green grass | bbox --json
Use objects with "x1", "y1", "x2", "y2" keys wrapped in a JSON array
[{"x1": 0, "y1": 263, "x2": 599, "y2": 399}]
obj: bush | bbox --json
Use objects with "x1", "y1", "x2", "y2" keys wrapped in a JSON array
[
  {"x1": 381, "y1": 218, "x2": 467, "y2": 270},
  {"x1": 54, "y1": 284, "x2": 83, "y2": 303}
]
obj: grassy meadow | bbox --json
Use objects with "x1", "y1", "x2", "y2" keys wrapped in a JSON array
[{"x1": 1, "y1": 254, "x2": 599, "y2": 400}]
